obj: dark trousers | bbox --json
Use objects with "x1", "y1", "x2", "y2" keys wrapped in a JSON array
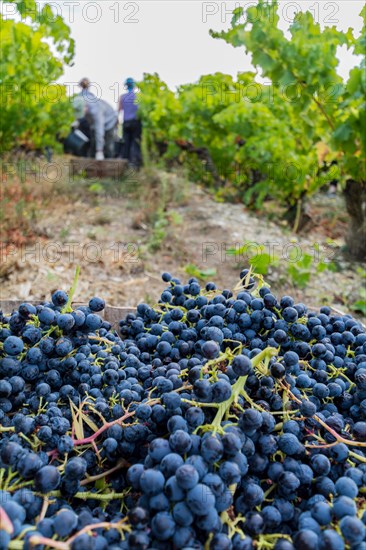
[{"x1": 122, "y1": 119, "x2": 142, "y2": 167}]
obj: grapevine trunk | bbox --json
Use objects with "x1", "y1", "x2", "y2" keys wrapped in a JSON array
[{"x1": 344, "y1": 179, "x2": 366, "y2": 261}]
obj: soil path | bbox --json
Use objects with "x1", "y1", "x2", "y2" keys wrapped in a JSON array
[{"x1": 1, "y1": 175, "x2": 363, "y2": 318}]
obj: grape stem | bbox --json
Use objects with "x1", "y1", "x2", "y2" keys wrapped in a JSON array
[
  {"x1": 263, "y1": 482, "x2": 277, "y2": 500},
  {"x1": 9, "y1": 518, "x2": 132, "y2": 550},
  {"x1": 62, "y1": 265, "x2": 81, "y2": 314},
  {"x1": 280, "y1": 381, "x2": 366, "y2": 463},
  {"x1": 67, "y1": 384, "x2": 190, "y2": 451},
  {"x1": 211, "y1": 347, "x2": 278, "y2": 430},
  {"x1": 80, "y1": 459, "x2": 129, "y2": 486},
  {"x1": 37, "y1": 496, "x2": 50, "y2": 524},
  {"x1": 72, "y1": 409, "x2": 136, "y2": 446},
  {"x1": 0, "y1": 506, "x2": 13, "y2": 535},
  {"x1": 48, "y1": 490, "x2": 130, "y2": 501}
]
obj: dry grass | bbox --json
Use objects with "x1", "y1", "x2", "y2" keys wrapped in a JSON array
[{"x1": 132, "y1": 168, "x2": 191, "y2": 226}]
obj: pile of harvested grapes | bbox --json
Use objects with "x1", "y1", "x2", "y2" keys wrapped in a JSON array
[{"x1": 0, "y1": 269, "x2": 366, "y2": 550}]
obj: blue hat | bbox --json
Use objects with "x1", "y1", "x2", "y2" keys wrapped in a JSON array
[{"x1": 125, "y1": 77, "x2": 135, "y2": 90}]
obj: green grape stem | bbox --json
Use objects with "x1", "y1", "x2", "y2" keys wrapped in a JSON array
[
  {"x1": 211, "y1": 347, "x2": 278, "y2": 430},
  {"x1": 48, "y1": 490, "x2": 129, "y2": 502},
  {"x1": 62, "y1": 265, "x2": 81, "y2": 314}
]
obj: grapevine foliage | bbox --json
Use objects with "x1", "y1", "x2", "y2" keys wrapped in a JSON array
[
  {"x1": 0, "y1": 0, "x2": 75, "y2": 151},
  {"x1": 139, "y1": 72, "x2": 320, "y2": 207},
  {"x1": 138, "y1": 2, "x2": 365, "y2": 254},
  {"x1": 211, "y1": 0, "x2": 365, "y2": 187}
]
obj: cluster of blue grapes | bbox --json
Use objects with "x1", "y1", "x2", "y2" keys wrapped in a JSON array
[{"x1": 0, "y1": 269, "x2": 366, "y2": 549}]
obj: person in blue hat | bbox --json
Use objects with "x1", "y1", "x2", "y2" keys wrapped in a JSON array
[{"x1": 119, "y1": 78, "x2": 142, "y2": 168}]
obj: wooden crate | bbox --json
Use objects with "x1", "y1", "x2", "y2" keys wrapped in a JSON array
[
  {"x1": 70, "y1": 158, "x2": 128, "y2": 179},
  {"x1": 0, "y1": 301, "x2": 135, "y2": 330}
]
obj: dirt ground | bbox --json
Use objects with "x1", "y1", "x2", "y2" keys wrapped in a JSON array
[{"x1": 1, "y1": 166, "x2": 364, "y2": 321}]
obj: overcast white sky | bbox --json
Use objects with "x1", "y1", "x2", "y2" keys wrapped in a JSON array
[{"x1": 3, "y1": 1, "x2": 364, "y2": 105}]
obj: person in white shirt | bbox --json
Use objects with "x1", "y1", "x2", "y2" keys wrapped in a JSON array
[{"x1": 78, "y1": 78, "x2": 118, "y2": 160}]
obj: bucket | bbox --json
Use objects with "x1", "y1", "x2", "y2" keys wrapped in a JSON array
[{"x1": 64, "y1": 129, "x2": 90, "y2": 156}]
